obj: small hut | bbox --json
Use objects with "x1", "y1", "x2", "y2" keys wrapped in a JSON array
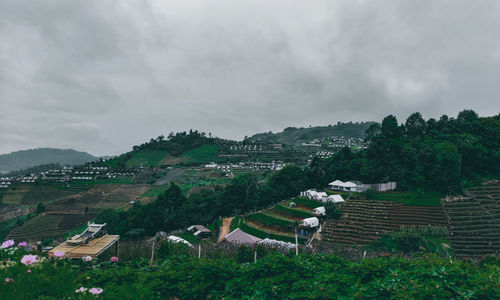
[{"x1": 300, "y1": 217, "x2": 319, "y2": 228}]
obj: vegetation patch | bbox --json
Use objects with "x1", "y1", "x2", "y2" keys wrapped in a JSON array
[
  {"x1": 270, "y1": 204, "x2": 313, "y2": 219},
  {"x1": 181, "y1": 144, "x2": 218, "y2": 163},
  {"x1": 239, "y1": 220, "x2": 305, "y2": 243},
  {"x1": 292, "y1": 196, "x2": 322, "y2": 209}
]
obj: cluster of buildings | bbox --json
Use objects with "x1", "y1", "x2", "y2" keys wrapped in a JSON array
[
  {"x1": 229, "y1": 144, "x2": 283, "y2": 152},
  {"x1": 300, "y1": 189, "x2": 345, "y2": 203},
  {"x1": 329, "y1": 180, "x2": 397, "y2": 193},
  {"x1": 301, "y1": 136, "x2": 368, "y2": 151},
  {"x1": 204, "y1": 161, "x2": 284, "y2": 171},
  {"x1": 0, "y1": 178, "x2": 13, "y2": 188}
]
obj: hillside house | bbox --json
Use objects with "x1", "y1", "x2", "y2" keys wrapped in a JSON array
[
  {"x1": 187, "y1": 225, "x2": 211, "y2": 239},
  {"x1": 223, "y1": 228, "x2": 261, "y2": 245}
]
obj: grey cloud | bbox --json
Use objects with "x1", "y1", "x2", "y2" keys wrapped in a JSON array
[{"x1": 1, "y1": 0, "x2": 500, "y2": 155}]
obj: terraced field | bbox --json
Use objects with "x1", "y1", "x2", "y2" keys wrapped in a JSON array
[
  {"x1": 443, "y1": 183, "x2": 500, "y2": 256},
  {"x1": 7, "y1": 213, "x2": 95, "y2": 241},
  {"x1": 233, "y1": 201, "x2": 313, "y2": 243},
  {"x1": 322, "y1": 199, "x2": 447, "y2": 245},
  {"x1": 47, "y1": 184, "x2": 149, "y2": 214}
]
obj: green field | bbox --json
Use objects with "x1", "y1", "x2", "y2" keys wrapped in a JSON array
[
  {"x1": 270, "y1": 204, "x2": 313, "y2": 219},
  {"x1": 239, "y1": 220, "x2": 306, "y2": 243},
  {"x1": 366, "y1": 191, "x2": 442, "y2": 206},
  {"x1": 291, "y1": 197, "x2": 322, "y2": 209},
  {"x1": 0, "y1": 187, "x2": 31, "y2": 205},
  {"x1": 246, "y1": 212, "x2": 295, "y2": 228},
  {"x1": 126, "y1": 149, "x2": 169, "y2": 167},
  {"x1": 140, "y1": 185, "x2": 170, "y2": 198},
  {"x1": 181, "y1": 144, "x2": 217, "y2": 163}
]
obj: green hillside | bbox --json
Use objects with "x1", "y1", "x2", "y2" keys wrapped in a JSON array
[
  {"x1": 248, "y1": 122, "x2": 374, "y2": 144},
  {"x1": 0, "y1": 148, "x2": 97, "y2": 173}
]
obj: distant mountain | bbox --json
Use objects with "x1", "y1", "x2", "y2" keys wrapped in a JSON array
[
  {"x1": 247, "y1": 122, "x2": 374, "y2": 145},
  {"x1": 0, "y1": 148, "x2": 97, "y2": 173}
]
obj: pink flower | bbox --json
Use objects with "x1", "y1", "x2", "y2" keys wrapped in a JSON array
[
  {"x1": 27, "y1": 269, "x2": 31, "y2": 273},
  {"x1": 18, "y1": 241, "x2": 27, "y2": 247},
  {"x1": 82, "y1": 256, "x2": 93, "y2": 262},
  {"x1": 53, "y1": 251, "x2": 65, "y2": 258},
  {"x1": 110, "y1": 256, "x2": 119, "y2": 262},
  {"x1": 75, "y1": 287, "x2": 87, "y2": 293},
  {"x1": 21, "y1": 254, "x2": 37, "y2": 266},
  {"x1": 5, "y1": 277, "x2": 14, "y2": 283},
  {"x1": 89, "y1": 287, "x2": 103, "y2": 295},
  {"x1": 1, "y1": 240, "x2": 15, "y2": 249}
]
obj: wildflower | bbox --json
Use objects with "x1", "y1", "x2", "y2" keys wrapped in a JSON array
[
  {"x1": 21, "y1": 254, "x2": 37, "y2": 266},
  {"x1": 82, "y1": 256, "x2": 93, "y2": 262},
  {"x1": 27, "y1": 269, "x2": 31, "y2": 273},
  {"x1": 53, "y1": 251, "x2": 65, "y2": 258},
  {"x1": 89, "y1": 287, "x2": 103, "y2": 295},
  {"x1": 75, "y1": 287, "x2": 87, "y2": 293},
  {"x1": 18, "y1": 241, "x2": 27, "y2": 247},
  {"x1": 1, "y1": 240, "x2": 15, "y2": 249},
  {"x1": 5, "y1": 277, "x2": 14, "y2": 283},
  {"x1": 110, "y1": 256, "x2": 119, "y2": 262}
]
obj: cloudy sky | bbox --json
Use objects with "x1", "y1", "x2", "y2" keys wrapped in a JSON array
[{"x1": 1, "y1": 0, "x2": 500, "y2": 156}]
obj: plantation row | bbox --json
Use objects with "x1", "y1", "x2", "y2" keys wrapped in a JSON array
[
  {"x1": 444, "y1": 183, "x2": 500, "y2": 256},
  {"x1": 322, "y1": 199, "x2": 447, "y2": 245}
]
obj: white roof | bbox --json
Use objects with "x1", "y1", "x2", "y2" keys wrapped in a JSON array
[
  {"x1": 328, "y1": 195, "x2": 345, "y2": 203},
  {"x1": 329, "y1": 180, "x2": 344, "y2": 186},
  {"x1": 316, "y1": 192, "x2": 328, "y2": 197},
  {"x1": 313, "y1": 207, "x2": 326, "y2": 215},
  {"x1": 301, "y1": 217, "x2": 319, "y2": 227},
  {"x1": 167, "y1": 235, "x2": 193, "y2": 247},
  {"x1": 341, "y1": 181, "x2": 357, "y2": 187}
]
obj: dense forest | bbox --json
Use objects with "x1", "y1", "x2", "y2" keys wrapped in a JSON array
[
  {"x1": 248, "y1": 121, "x2": 374, "y2": 144},
  {"x1": 309, "y1": 110, "x2": 500, "y2": 193}
]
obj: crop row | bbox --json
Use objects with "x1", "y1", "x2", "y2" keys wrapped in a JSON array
[{"x1": 271, "y1": 205, "x2": 312, "y2": 219}]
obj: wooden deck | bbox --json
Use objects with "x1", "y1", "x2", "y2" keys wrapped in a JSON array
[{"x1": 48, "y1": 235, "x2": 119, "y2": 258}]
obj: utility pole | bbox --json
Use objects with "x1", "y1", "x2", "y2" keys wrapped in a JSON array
[{"x1": 295, "y1": 227, "x2": 298, "y2": 256}]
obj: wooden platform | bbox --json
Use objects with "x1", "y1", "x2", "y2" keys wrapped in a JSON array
[{"x1": 48, "y1": 235, "x2": 119, "y2": 258}]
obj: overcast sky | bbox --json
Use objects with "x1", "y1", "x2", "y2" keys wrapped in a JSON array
[{"x1": 1, "y1": 0, "x2": 500, "y2": 156}]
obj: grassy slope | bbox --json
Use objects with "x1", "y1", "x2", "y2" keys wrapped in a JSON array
[
  {"x1": 126, "y1": 150, "x2": 169, "y2": 167},
  {"x1": 181, "y1": 144, "x2": 217, "y2": 163}
]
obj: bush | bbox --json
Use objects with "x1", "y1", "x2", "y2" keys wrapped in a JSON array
[
  {"x1": 156, "y1": 240, "x2": 191, "y2": 259},
  {"x1": 324, "y1": 202, "x2": 342, "y2": 220},
  {"x1": 369, "y1": 225, "x2": 450, "y2": 254}
]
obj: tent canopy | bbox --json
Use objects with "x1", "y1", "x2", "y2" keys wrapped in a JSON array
[{"x1": 301, "y1": 217, "x2": 319, "y2": 228}]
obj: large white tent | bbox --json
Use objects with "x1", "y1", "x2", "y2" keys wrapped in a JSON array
[
  {"x1": 313, "y1": 206, "x2": 326, "y2": 216},
  {"x1": 300, "y1": 217, "x2": 319, "y2": 228},
  {"x1": 327, "y1": 194, "x2": 344, "y2": 203}
]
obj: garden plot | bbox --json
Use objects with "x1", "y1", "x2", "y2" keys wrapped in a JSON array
[
  {"x1": 322, "y1": 199, "x2": 447, "y2": 246},
  {"x1": 46, "y1": 184, "x2": 149, "y2": 214},
  {"x1": 443, "y1": 183, "x2": 500, "y2": 256},
  {"x1": 7, "y1": 213, "x2": 95, "y2": 241}
]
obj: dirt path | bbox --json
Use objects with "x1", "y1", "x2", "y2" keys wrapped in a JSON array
[{"x1": 218, "y1": 217, "x2": 234, "y2": 242}]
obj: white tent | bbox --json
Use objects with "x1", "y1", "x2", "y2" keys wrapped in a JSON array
[
  {"x1": 315, "y1": 192, "x2": 328, "y2": 201},
  {"x1": 329, "y1": 180, "x2": 344, "y2": 189},
  {"x1": 167, "y1": 235, "x2": 194, "y2": 248},
  {"x1": 301, "y1": 217, "x2": 319, "y2": 228},
  {"x1": 313, "y1": 206, "x2": 326, "y2": 216},
  {"x1": 327, "y1": 195, "x2": 345, "y2": 203}
]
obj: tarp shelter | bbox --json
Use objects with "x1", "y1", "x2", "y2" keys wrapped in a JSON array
[
  {"x1": 315, "y1": 192, "x2": 328, "y2": 201},
  {"x1": 48, "y1": 235, "x2": 119, "y2": 259},
  {"x1": 167, "y1": 235, "x2": 193, "y2": 248},
  {"x1": 327, "y1": 195, "x2": 345, "y2": 203},
  {"x1": 313, "y1": 206, "x2": 326, "y2": 216},
  {"x1": 224, "y1": 228, "x2": 261, "y2": 244},
  {"x1": 300, "y1": 217, "x2": 319, "y2": 228}
]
